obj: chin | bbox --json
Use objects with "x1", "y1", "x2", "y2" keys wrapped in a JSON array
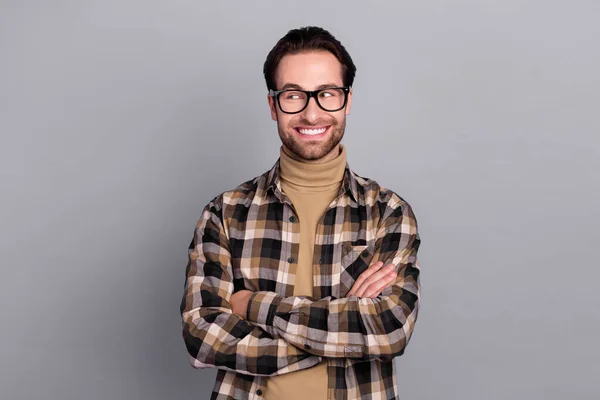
[{"x1": 295, "y1": 142, "x2": 339, "y2": 160}]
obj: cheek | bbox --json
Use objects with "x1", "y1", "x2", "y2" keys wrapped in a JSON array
[
  {"x1": 332, "y1": 113, "x2": 345, "y2": 127},
  {"x1": 279, "y1": 115, "x2": 296, "y2": 129}
]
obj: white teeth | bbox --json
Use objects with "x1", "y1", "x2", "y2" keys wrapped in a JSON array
[{"x1": 298, "y1": 127, "x2": 327, "y2": 135}]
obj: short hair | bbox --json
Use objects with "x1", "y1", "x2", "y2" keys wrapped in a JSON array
[{"x1": 263, "y1": 26, "x2": 357, "y2": 91}]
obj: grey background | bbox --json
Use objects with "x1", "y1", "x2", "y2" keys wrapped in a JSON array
[{"x1": 1, "y1": 1, "x2": 598, "y2": 399}]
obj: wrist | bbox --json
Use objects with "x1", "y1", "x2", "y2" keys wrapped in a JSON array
[{"x1": 246, "y1": 291, "x2": 281, "y2": 331}]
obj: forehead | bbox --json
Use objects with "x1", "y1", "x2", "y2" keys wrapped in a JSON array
[{"x1": 275, "y1": 51, "x2": 344, "y2": 90}]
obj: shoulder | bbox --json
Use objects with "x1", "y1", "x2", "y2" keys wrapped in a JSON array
[
  {"x1": 203, "y1": 168, "x2": 272, "y2": 215},
  {"x1": 352, "y1": 170, "x2": 417, "y2": 222}
]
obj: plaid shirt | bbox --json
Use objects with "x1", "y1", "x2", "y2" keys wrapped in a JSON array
[{"x1": 180, "y1": 158, "x2": 421, "y2": 400}]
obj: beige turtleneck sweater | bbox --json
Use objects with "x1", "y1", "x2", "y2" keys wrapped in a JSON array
[{"x1": 265, "y1": 144, "x2": 347, "y2": 400}]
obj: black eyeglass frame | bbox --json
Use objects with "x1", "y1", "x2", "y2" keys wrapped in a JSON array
[{"x1": 268, "y1": 86, "x2": 351, "y2": 114}]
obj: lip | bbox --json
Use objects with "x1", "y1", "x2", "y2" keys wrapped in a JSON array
[{"x1": 293, "y1": 125, "x2": 331, "y2": 138}]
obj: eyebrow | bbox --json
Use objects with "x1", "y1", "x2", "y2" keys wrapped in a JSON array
[{"x1": 280, "y1": 83, "x2": 343, "y2": 91}]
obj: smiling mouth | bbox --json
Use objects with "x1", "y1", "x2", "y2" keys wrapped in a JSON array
[{"x1": 295, "y1": 126, "x2": 330, "y2": 136}]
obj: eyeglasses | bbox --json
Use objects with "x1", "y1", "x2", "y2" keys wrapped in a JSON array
[{"x1": 269, "y1": 86, "x2": 350, "y2": 114}]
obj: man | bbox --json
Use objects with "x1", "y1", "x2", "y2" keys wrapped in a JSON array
[{"x1": 180, "y1": 26, "x2": 421, "y2": 400}]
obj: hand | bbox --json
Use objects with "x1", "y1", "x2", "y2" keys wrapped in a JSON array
[
  {"x1": 230, "y1": 290, "x2": 254, "y2": 319},
  {"x1": 347, "y1": 261, "x2": 397, "y2": 298}
]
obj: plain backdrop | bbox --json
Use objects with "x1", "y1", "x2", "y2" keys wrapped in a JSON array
[{"x1": 1, "y1": 1, "x2": 599, "y2": 399}]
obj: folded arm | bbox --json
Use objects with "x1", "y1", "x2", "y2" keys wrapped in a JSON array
[
  {"x1": 245, "y1": 199, "x2": 421, "y2": 363},
  {"x1": 180, "y1": 198, "x2": 322, "y2": 376}
]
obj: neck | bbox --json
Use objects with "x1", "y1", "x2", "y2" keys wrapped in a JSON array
[{"x1": 279, "y1": 144, "x2": 347, "y2": 187}]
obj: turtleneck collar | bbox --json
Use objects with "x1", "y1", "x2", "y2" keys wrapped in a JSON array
[{"x1": 279, "y1": 144, "x2": 347, "y2": 187}]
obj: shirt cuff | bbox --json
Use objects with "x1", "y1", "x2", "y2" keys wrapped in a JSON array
[{"x1": 246, "y1": 291, "x2": 281, "y2": 329}]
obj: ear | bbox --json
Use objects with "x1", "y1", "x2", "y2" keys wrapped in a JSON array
[
  {"x1": 267, "y1": 94, "x2": 278, "y2": 121},
  {"x1": 345, "y1": 88, "x2": 353, "y2": 115}
]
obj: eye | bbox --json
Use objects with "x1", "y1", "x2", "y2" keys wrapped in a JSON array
[
  {"x1": 319, "y1": 89, "x2": 341, "y2": 98},
  {"x1": 283, "y1": 91, "x2": 305, "y2": 100}
]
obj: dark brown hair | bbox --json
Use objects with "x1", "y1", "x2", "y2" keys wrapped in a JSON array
[{"x1": 263, "y1": 26, "x2": 357, "y2": 91}]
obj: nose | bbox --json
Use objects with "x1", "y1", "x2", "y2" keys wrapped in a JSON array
[{"x1": 301, "y1": 95, "x2": 322, "y2": 123}]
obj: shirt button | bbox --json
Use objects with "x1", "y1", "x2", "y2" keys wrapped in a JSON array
[
  {"x1": 256, "y1": 389, "x2": 263, "y2": 396},
  {"x1": 289, "y1": 216, "x2": 296, "y2": 222},
  {"x1": 287, "y1": 257, "x2": 295, "y2": 263},
  {"x1": 361, "y1": 250, "x2": 370, "y2": 257}
]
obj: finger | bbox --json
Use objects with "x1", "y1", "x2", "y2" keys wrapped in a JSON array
[
  {"x1": 354, "y1": 263, "x2": 396, "y2": 297},
  {"x1": 363, "y1": 273, "x2": 396, "y2": 298},
  {"x1": 354, "y1": 263, "x2": 391, "y2": 297},
  {"x1": 362, "y1": 272, "x2": 397, "y2": 298},
  {"x1": 347, "y1": 261, "x2": 384, "y2": 296},
  {"x1": 348, "y1": 261, "x2": 383, "y2": 296}
]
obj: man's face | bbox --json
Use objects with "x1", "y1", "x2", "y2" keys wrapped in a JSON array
[{"x1": 268, "y1": 51, "x2": 352, "y2": 162}]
